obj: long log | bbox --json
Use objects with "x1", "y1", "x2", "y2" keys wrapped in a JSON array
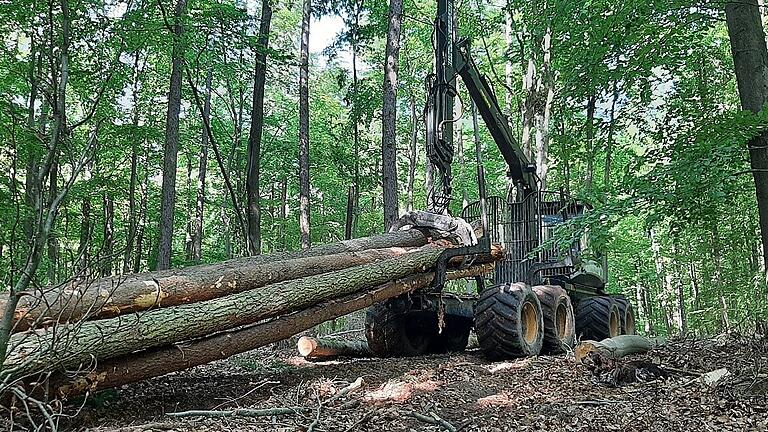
[
  {"x1": 574, "y1": 335, "x2": 655, "y2": 363},
  {"x1": 3, "y1": 230, "x2": 432, "y2": 332},
  {"x1": 5, "y1": 244, "x2": 503, "y2": 382},
  {"x1": 297, "y1": 336, "x2": 372, "y2": 359},
  {"x1": 3, "y1": 245, "x2": 445, "y2": 380},
  {"x1": 48, "y1": 264, "x2": 494, "y2": 398}
]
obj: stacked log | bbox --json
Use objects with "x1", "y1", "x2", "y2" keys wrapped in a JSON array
[{"x1": 0, "y1": 229, "x2": 502, "y2": 398}]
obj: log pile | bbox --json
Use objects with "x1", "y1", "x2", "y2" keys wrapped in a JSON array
[{"x1": 0, "y1": 228, "x2": 501, "y2": 398}]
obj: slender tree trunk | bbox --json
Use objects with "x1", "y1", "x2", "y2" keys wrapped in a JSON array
[
  {"x1": 534, "y1": 27, "x2": 553, "y2": 191},
  {"x1": 585, "y1": 94, "x2": 596, "y2": 191},
  {"x1": 190, "y1": 69, "x2": 212, "y2": 263},
  {"x1": 381, "y1": 0, "x2": 403, "y2": 231},
  {"x1": 711, "y1": 224, "x2": 730, "y2": 333},
  {"x1": 299, "y1": 0, "x2": 311, "y2": 249},
  {"x1": 521, "y1": 59, "x2": 536, "y2": 160},
  {"x1": 725, "y1": 1, "x2": 768, "y2": 285},
  {"x1": 246, "y1": 0, "x2": 273, "y2": 256},
  {"x1": 407, "y1": 94, "x2": 417, "y2": 212},
  {"x1": 101, "y1": 193, "x2": 114, "y2": 277},
  {"x1": 351, "y1": 21, "x2": 360, "y2": 236},
  {"x1": 77, "y1": 202, "x2": 91, "y2": 276},
  {"x1": 157, "y1": 0, "x2": 188, "y2": 270},
  {"x1": 604, "y1": 80, "x2": 619, "y2": 189},
  {"x1": 279, "y1": 175, "x2": 288, "y2": 251},
  {"x1": 124, "y1": 53, "x2": 143, "y2": 274},
  {"x1": 47, "y1": 161, "x2": 59, "y2": 283}
]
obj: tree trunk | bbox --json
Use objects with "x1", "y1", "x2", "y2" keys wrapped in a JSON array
[
  {"x1": 47, "y1": 264, "x2": 492, "y2": 398},
  {"x1": 76, "y1": 198, "x2": 91, "y2": 275},
  {"x1": 157, "y1": 0, "x2": 188, "y2": 270},
  {"x1": 407, "y1": 94, "x2": 418, "y2": 212},
  {"x1": 190, "y1": 69, "x2": 212, "y2": 263},
  {"x1": 585, "y1": 93, "x2": 596, "y2": 191},
  {"x1": 3, "y1": 230, "x2": 433, "y2": 330},
  {"x1": 101, "y1": 192, "x2": 114, "y2": 277},
  {"x1": 604, "y1": 80, "x2": 619, "y2": 189},
  {"x1": 47, "y1": 161, "x2": 59, "y2": 283},
  {"x1": 299, "y1": 0, "x2": 311, "y2": 249},
  {"x1": 297, "y1": 336, "x2": 372, "y2": 359},
  {"x1": 725, "y1": 1, "x2": 768, "y2": 285},
  {"x1": 246, "y1": 0, "x2": 273, "y2": 256},
  {"x1": 381, "y1": 0, "x2": 403, "y2": 231},
  {"x1": 4, "y1": 246, "x2": 465, "y2": 379}
]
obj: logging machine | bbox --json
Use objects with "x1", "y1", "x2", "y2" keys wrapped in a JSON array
[{"x1": 365, "y1": 0, "x2": 636, "y2": 358}]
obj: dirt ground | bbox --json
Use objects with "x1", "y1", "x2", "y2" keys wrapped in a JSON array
[{"x1": 56, "y1": 333, "x2": 768, "y2": 431}]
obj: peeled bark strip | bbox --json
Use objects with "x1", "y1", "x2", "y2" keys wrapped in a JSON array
[
  {"x1": 297, "y1": 336, "x2": 372, "y2": 359},
  {"x1": 49, "y1": 264, "x2": 494, "y2": 397},
  {"x1": 2, "y1": 229, "x2": 431, "y2": 331},
  {"x1": 574, "y1": 335, "x2": 656, "y2": 363},
  {"x1": 4, "y1": 245, "x2": 453, "y2": 380}
]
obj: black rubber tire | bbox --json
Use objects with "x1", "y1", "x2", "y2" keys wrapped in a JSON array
[
  {"x1": 474, "y1": 282, "x2": 544, "y2": 360},
  {"x1": 433, "y1": 317, "x2": 472, "y2": 353},
  {"x1": 532, "y1": 285, "x2": 575, "y2": 353},
  {"x1": 575, "y1": 296, "x2": 621, "y2": 341},
  {"x1": 365, "y1": 301, "x2": 437, "y2": 357},
  {"x1": 614, "y1": 296, "x2": 637, "y2": 335}
]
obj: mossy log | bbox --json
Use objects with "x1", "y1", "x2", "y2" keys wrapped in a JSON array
[
  {"x1": 3, "y1": 234, "x2": 429, "y2": 332},
  {"x1": 48, "y1": 264, "x2": 494, "y2": 398}
]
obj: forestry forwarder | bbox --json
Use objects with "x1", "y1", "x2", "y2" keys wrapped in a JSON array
[{"x1": 365, "y1": 0, "x2": 636, "y2": 359}]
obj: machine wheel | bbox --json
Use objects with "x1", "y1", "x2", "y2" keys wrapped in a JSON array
[
  {"x1": 532, "y1": 285, "x2": 575, "y2": 353},
  {"x1": 614, "y1": 296, "x2": 637, "y2": 335},
  {"x1": 474, "y1": 283, "x2": 544, "y2": 359},
  {"x1": 365, "y1": 301, "x2": 437, "y2": 357},
  {"x1": 433, "y1": 316, "x2": 472, "y2": 353},
  {"x1": 575, "y1": 296, "x2": 621, "y2": 341}
]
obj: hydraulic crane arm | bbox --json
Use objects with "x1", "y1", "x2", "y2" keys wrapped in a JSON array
[{"x1": 453, "y1": 39, "x2": 537, "y2": 198}]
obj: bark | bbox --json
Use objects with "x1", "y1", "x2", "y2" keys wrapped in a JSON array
[
  {"x1": 297, "y1": 336, "x2": 372, "y2": 359},
  {"x1": 574, "y1": 335, "x2": 656, "y2": 363},
  {"x1": 157, "y1": 0, "x2": 188, "y2": 270},
  {"x1": 246, "y1": 0, "x2": 272, "y2": 256},
  {"x1": 3, "y1": 230, "x2": 432, "y2": 330},
  {"x1": 381, "y1": 0, "x2": 403, "y2": 231},
  {"x1": 299, "y1": 0, "x2": 311, "y2": 249},
  {"x1": 191, "y1": 69, "x2": 212, "y2": 263},
  {"x1": 48, "y1": 264, "x2": 493, "y2": 397},
  {"x1": 725, "y1": 1, "x2": 768, "y2": 283},
  {"x1": 3, "y1": 245, "x2": 463, "y2": 379}
]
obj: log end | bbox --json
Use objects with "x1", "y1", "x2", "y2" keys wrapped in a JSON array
[{"x1": 297, "y1": 336, "x2": 318, "y2": 357}]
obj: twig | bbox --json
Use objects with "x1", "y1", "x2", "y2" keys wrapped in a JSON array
[
  {"x1": 404, "y1": 410, "x2": 457, "y2": 432},
  {"x1": 307, "y1": 393, "x2": 322, "y2": 432},
  {"x1": 344, "y1": 408, "x2": 376, "y2": 432},
  {"x1": 212, "y1": 380, "x2": 280, "y2": 409},
  {"x1": 572, "y1": 399, "x2": 624, "y2": 406}
]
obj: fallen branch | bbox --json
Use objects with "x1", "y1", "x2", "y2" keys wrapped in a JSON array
[{"x1": 168, "y1": 407, "x2": 309, "y2": 418}]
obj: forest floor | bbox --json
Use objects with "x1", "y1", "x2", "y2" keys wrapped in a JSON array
[{"x1": 69, "y1": 333, "x2": 767, "y2": 432}]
